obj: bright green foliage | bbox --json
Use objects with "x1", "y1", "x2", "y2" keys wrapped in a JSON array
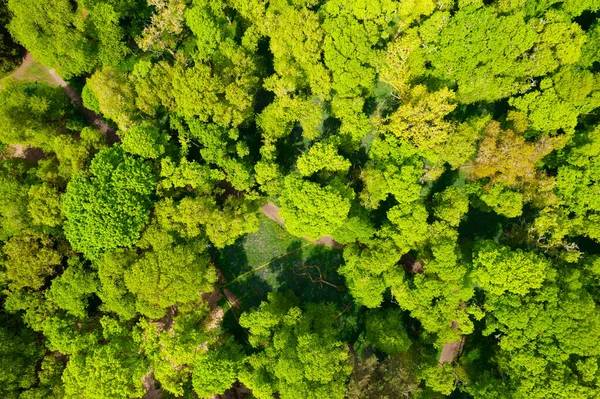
[
  {"x1": 385, "y1": 203, "x2": 429, "y2": 251},
  {"x1": 130, "y1": 60, "x2": 177, "y2": 116},
  {"x1": 257, "y1": 96, "x2": 325, "y2": 141},
  {"x1": 248, "y1": 0, "x2": 330, "y2": 98},
  {"x1": 0, "y1": 0, "x2": 22, "y2": 76},
  {"x1": 124, "y1": 243, "x2": 216, "y2": 319},
  {"x1": 19, "y1": 355, "x2": 66, "y2": 399},
  {"x1": 171, "y1": 27, "x2": 260, "y2": 127},
  {"x1": 51, "y1": 127, "x2": 109, "y2": 180},
  {"x1": 87, "y1": 67, "x2": 139, "y2": 129},
  {"x1": 7, "y1": 0, "x2": 96, "y2": 77},
  {"x1": 339, "y1": 239, "x2": 403, "y2": 308},
  {"x1": 46, "y1": 258, "x2": 97, "y2": 317},
  {"x1": 279, "y1": 175, "x2": 351, "y2": 240},
  {"x1": 0, "y1": 160, "x2": 35, "y2": 240},
  {"x1": 321, "y1": 0, "x2": 398, "y2": 98},
  {"x1": 365, "y1": 309, "x2": 411, "y2": 355},
  {"x1": 63, "y1": 146, "x2": 156, "y2": 259},
  {"x1": 297, "y1": 140, "x2": 351, "y2": 176},
  {"x1": 122, "y1": 123, "x2": 168, "y2": 159},
  {"x1": 62, "y1": 319, "x2": 147, "y2": 399},
  {"x1": 0, "y1": 79, "x2": 70, "y2": 149},
  {"x1": 3, "y1": 231, "x2": 62, "y2": 290},
  {"x1": 433, "y1": 187, "x2": 469, "y2": 227},
  {"x1": 95, "y1": 249, "x2": 138, "y2": 320},
  {"x1": 1, "y1": 1, "x2": 599, "y2": 397},
  {"x1": 385, "y1": 85, "x2": 456, "y2": 158},
  {"x1": 88, "y1": 2, "x2": 129, "y2": 67},
  {"x1": 420, "y1": 364, "x2": 456, "y2": 395},
  {"x1": 239, "y1": 292, "x2": 352, "y2": 399},
  {"x1": 156, "y1": 195, "x2": 260, "y2": 248},
  {"x1": 8, "y1": 0, "x2": 131, "y2": 77},
  {"x1": 580, "y1": 23, "x2": 600, "y2": 67},
  {"x1": 480, "y1": 183, "x2": 524, "y2": 218},
  {"x1": 470, "y1": 266, "x2": 600, "y2": 398},
  {"x1": 135, "y1": 305, "x2": 239, "y2": 397},
  {"x1": 533, "y1": 126, "x2": 600, "y2": 245},
  {"x1": 187, "y1": 120, "x2": 254, "y2": 190},
  {"x1": 158, "y1": 157, "x2": 222, "y2": 194},
  {"x1": 423, "y1": 6, "x2": 583, "y2": 103},
  {"x1": 359, "y1": 135, "x2": 422, "y2": 209},
  {"x1": 473, "y1": 240, "x2": 553, "y2": 296},
  {"x1": 331, "y1": 207, "x2": 376, "y2": 245},
  {"x1": 509, "y1": 69, "x2": 600, "y2": 134},
  {"x1": 191, "y1": 338, "x2": 245, "y2": 398},
  {"x1": 82, "y1": 84, "x2": 102, "y2": 114}
]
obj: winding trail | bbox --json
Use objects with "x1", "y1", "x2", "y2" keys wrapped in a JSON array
[
  {"x1": 4, "y1": 52, "x2": 34, "y2": 82},
  {"x1": 45, "y1": 67, "x2": 120, "y2": 143}
]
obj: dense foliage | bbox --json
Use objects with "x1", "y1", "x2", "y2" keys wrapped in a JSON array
[{"x1": 1, "y1": 0, "x2": 600, "y2": 398}]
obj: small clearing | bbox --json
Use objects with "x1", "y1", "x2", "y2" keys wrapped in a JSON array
[
  {"x1": 260, "y1": 201, "x2": 344, "y2": 249},
  {"x1": 439, "y1": 321, "x2": 466, "y2": 364}
]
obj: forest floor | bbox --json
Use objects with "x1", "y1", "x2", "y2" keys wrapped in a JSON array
[
  {"x1": 217, "y1": 213, "x2": 346, "y2": 317},
  {"x1": 0, "y1": 53, "x2": 55, "y2": 88}
]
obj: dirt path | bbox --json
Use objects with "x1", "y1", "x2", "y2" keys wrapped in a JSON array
[
  {"x1": 46, "y1": 67, "x2": 120, "y2": 143},
  {"x1": 439, "y1": 319, "x2": 466, "y2": 365},
  {"x1": 2, "y1": 53, "x2": 119, "y2": 144},
  {"x1": 6, "y1": 53, "x2": 34, "y2": 81},
  {"x1": 7, "y1": 144, "x2": 46, "y2": 163},
  {"x1": 261, "y1": 201, "x2": 344, "y2": 249}
]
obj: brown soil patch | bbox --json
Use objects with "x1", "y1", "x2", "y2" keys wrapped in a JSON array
[
  {"x1": 313, "y1": 235, "x2": 344, "y2": 249},
  {"x1": 261, "y1": 202, "x2": 285, "y2": 226},
  {"x1": 7, "y1": 144, "x2": 47, "y2": 163},
  {"x1": 141, "y1": 368, "x2": 162, "y2": 399},
  {"x1": 223, "y1": 288, "x2": 241, "y2": 309},
  {"x1": 202, "y1": 287, "x2": 225, "y2": 331},
  {"x1": 439, "y1": 321, "x2": 466, "y2": 364},
  {"x1": 400, "y1": 253, "x2": 424, "y2": 274}
]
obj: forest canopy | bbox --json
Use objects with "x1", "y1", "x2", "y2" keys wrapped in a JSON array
[{"x1": 1, "y1": 0, "x2": 600, "y2": 398}]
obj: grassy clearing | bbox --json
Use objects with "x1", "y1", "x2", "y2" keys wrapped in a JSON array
[
  {"x1": 1, "y1": 57, "x2": 56, "y2": 88},
  {"x1": 217, "y1": 213, "x2": 349, "y2": 311},
  {"x1": 13, "y1": 59, "x2": 56, "y2": 85}
]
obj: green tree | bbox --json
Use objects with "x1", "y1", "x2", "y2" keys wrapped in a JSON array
[
  {"x1": 124, "y1": 243, "x2": 216, "y2": 319},
  {"x1": 239, "y1": 292, "x2": 352, "y2": 399},
  {"x1": 473, "y1": 240, "x2": 553, "y2": 296},
  {"x1": 365, "y1": 309, "x2": 411, "y2": 355},
  {"x1": 62, "y1": 318, "x2": 148, "y2": 399},
  {"x1": 0, "y1": 79, "x2": 71, "y2": 149},
  {"x1": 63, "y1": 146, "x2": 156, "y2": 259},
  {"x1": 122, "y1": 123, "x2": 168, "y2": 159},
  {"x1": 7, "y1": 0, "x2": 96, "y2": 77},
  {"x1": 3, "y1": 230, "x2": 62, "y2": 290},
  {"x1": 46, "y1": 257, "x2": 97, "y2": 318},
  {"x1": 279, "y1": 175, "x2": 351, "y2": 240}
]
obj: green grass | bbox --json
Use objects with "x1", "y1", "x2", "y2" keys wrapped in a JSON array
[
  {"x1": 216, "y1": 213, "x2": 361, "y2": 343},
  {"x1": 2, "y1": 59, "x2": 56, "y2": 87},
  {"x1": 217, "y1": 213, "x2": 349, "y2": 311}
]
